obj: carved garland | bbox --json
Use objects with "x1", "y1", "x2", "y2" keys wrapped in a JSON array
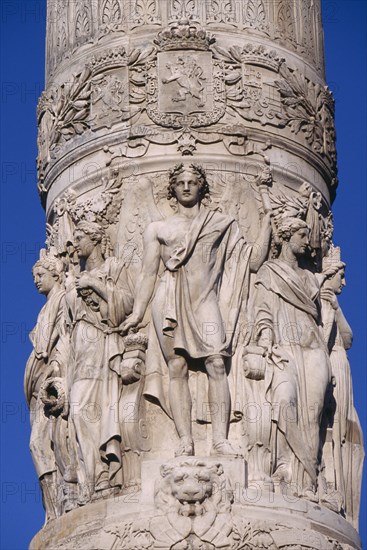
[
  {"x1": 37, "y1": 67, "x2": 92, "y2": 182},
  {"x1": 275, "y1": 62, "x2": 337, "y2": 170}
]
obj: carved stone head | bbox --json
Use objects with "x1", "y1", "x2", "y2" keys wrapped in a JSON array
[
  {"x1": 167, "y1": 163, "x2": 210, "y2": 202},
  {"x1": 275, "y1": 217, "x2": 311, "y2": 259},
  {"x1": 278, "y1": 217, "x2": 310, "y2": 243},
  {"x1": 73, "y1": 220, "x2": 112, "y2": 260},
  {"x1": 323, "y1": 246, "x2": 346, "y2": 294},
  {"x1": 32, "y1": 249, "x2": 64, "y2": 295}
]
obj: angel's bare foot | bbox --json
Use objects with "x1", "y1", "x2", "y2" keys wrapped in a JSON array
[
  {"x1": 210, "y1": 439, "x2": 242, "y2": 457},
  {"x1": 175, "y1": 436, "x2": 194, "y2": 457}
]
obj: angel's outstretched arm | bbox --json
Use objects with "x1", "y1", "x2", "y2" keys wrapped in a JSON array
[{"x1": 121, "y1": 222, "x2": 161, "y2": 332}]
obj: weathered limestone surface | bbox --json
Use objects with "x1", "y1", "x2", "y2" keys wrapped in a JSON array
[{"x1": 28, "y1": 1, "x2": 363, "y2": 548}]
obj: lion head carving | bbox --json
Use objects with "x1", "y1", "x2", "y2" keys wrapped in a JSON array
[{"x1": 154, "y1": 459, "x2": 233, "y2": 517}]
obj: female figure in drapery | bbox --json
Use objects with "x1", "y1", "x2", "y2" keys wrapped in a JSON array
[
  {"x1": 321, "y1": 248, "x2": 364, "y2": 528},
  {"x1": 65, "y1": 221, "x2": 135, "y2": 503},
  {"x1": 24, "y1": 250, "x2": 69, "y2": 519},
  {"x1": 250, "y1": 217, "x2": 332, "y2": 499}
]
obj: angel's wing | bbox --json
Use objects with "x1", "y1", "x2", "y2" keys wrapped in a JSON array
[
  {"x1": 206, "y1": 171, "x2": 254, "y2": 239},
  {"x1": 115, "y1": 176, "x2": 163, "y2": 266}
]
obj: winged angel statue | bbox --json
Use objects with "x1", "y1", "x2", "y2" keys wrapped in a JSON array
[{"x1": 117, "y1": 163, "x2": 272, "y2": 458}]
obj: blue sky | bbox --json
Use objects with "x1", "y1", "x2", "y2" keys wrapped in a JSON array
[{"x1": 0, "y1": 1, "x2": 366, "y2": 548}]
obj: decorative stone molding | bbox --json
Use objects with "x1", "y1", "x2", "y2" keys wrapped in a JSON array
[{"x1": 243, "y1": 0, "x2": 270, "y2": 35}]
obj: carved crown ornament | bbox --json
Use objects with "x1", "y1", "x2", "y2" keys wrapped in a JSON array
[
  {"x1": 241, "y1": 43, "x2": 285, "y2": 72},
  {"x1": 154, "y1": 18, "x2": 215, "y2": 51},
  {"x1": 87, "y1": 46, "x2": 128, "y2": 73}
]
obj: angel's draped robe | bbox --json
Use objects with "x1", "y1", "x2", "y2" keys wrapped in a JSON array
[{"x1": 143, "y1": 206, "x2": 252, "y2": 418}]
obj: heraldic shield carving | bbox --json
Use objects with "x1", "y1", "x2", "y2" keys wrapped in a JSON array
[{"x1": 146, "y1": 20, "x2": 226, "y2": 128}]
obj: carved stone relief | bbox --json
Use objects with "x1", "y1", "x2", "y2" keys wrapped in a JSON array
[
  {"x1": 28, "y1": 162, "x2": 363, "y2": 550},
  {"x1": 300, "y1": 0, "x2": 316, "y2": 65},
  {"x1": 321, "y1": 246, "x2": 364, "y2": 528},
  {"x1": 37, "y1": 46, "x2": 151, "y2": 181},
  {"x1": 37, "y1": 68, "x2": 92, "y2": 181},
  {"x1": 90, "y1": 68, "x2": 129, "y2": 129},
  {"x1": 99, "y1": 0, "x2": 124, "y2": 35},
  {"x1": 275, "y1": 62, "x2": 337, "y2": 173},
  {"x1": 45, "y1": 0, "x2": 325, "y2": 82},
  {"x1": 99, "y1": 460, "x2": 349, "y2": 549},
  {"x1": 74, "y1": 0, "x2": 93, "y2": 47},
  {"x1": 55, "y1": 0, "x2": 69, "y2": 64},
  {"x1": 245, "y1": 217, "x2": 332, "y2": 497},
  {"x1": 29, "y1": 3, "x2": 362, "y2": 548},
  {"x1": 39, "y1": 17, "x2": 337, "y2": 192},
  {"x1": 206, "y1": 0, "x2": 238, "y2": 26},
  {"x1": 212, "y1": 42, "x2": 284, "y2": 127},
  {"x1": 168, "y1": 0, "x2": 199, "y2": 22},
  {"x1": 28, "y1": 172, "x2": 154, "y2": 514},
  {"x1": 25, "y1": 249, "x2": 69, "y2": 521},
  {"x1": 129, "y1": 0, "x2": 162, "y2": 29},
  {"x1": 275, "y1": 0, "x2": 297, "y2": 50},
  {"x1": 147, "y1": 48, "x2": 225, "y2": 128},
  {"x1": 243, "y1": 0, "x2": 269, "y2": 35}
]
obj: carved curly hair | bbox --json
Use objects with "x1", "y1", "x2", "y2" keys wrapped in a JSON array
[
  {"x1": 32, "y1": 251, "x2": 64, "y2": 280},
  {"x1": 167, "y1": 163, "x2": 210, "y2": 201},
  {"x1": 74, "y1": 221, "x2": 113, "y2": 259},
  {"x1": 277, "y1": 217, "x2": 310, "y2": 243}
]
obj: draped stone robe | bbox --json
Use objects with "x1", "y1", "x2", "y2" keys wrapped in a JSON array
[
  {"x1": 322, "y1": 297, "x2": 364, "y2": 527},
  {"x1": 65, "y1": 257, "x2": 134, "y2": 497},
  {"x1": 24, "y1": 288, "x2": 66, "y2": 480},
  {"x1": 253, "y1": 260, "x2": 331, "y2": 490},
  {"x1": 144, "y1": 207, "x2": 252, "y2": 419}
]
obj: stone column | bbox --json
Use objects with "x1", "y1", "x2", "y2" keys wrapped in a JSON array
[{"x1": 29, "y1": 1, "x2": 363, "y2": 548}]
